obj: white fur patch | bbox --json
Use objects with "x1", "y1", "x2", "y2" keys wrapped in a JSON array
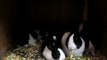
[
  {"x1": 28, "y1": 34, "x2": 36, "y2": 45},
  {"x1": 58, "y1": 48, "x2": 66, "y2": 60},
  {"x1": 43, "y1": 46, "x2": 54, "y2": 60},
  {"x1": 53, "y1": 36, "x2": 56, "y2": 40},
  {"x1": 68, "y1": 34, "x2": 77, "y2": 50}
]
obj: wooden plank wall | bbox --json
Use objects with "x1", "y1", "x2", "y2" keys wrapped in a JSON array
[{"x1": 0, "y1": 0, "x2": 12, "y2": 56}]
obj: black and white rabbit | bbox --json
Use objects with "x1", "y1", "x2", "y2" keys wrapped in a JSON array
[
  {"x1": 42, "y1": 33, "x2": 65, "y2": 60},
  {"x1": 28, "y1": 30, "x2": 48, "y2": 45},
  {"x1": 61, "y1": 32, "x2": 85, "y2": 57},
  {"x1": 61, "y1": 22, "x2": 86, "y2": 57}
]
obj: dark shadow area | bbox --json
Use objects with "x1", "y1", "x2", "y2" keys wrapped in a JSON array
[
  {"x1": 10, "y1": 0, "x2": 84, "y2": 47},
  {"x1": 88, "y1": 0, "x2": 105, "y2": 50}
]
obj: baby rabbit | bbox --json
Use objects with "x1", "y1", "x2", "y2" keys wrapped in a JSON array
[
  {"x1": 61, "y1": 32, "x2": 85, "y2": 57},
  {"x1": 42, "y1": 32, "x2": 65, "y2": 60},
  {"x1": 61, "y1": 22, "x2": 86, "y2": 57},
  {"x1": 28, "y1": 30, "x2": 48, "y2": 45}
]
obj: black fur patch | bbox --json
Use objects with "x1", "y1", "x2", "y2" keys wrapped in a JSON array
[
  {"x1": 52, "y1": 48, "x2": 60, "y2": 59},
  {"x1": 73, "y1": 33, "x2": 82, "y2": 49},
  {"x1": 30, "y1": 31, "x2": 38, "y2": 39}
]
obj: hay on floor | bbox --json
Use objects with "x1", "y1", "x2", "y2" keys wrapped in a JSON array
[{"x1": 2, "y1": 41, "x2": 107, "y2": 60}]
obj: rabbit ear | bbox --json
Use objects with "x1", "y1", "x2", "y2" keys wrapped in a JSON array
[
  {"x1": 79, "y1": 22, "x2": 84, "y2": 33},
  {"x1": 79, "y1": 21, "x2": 86, "y2": 33},
  {"x1": 61, "y1": 32, "x2": 71, "y2": 56}
]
